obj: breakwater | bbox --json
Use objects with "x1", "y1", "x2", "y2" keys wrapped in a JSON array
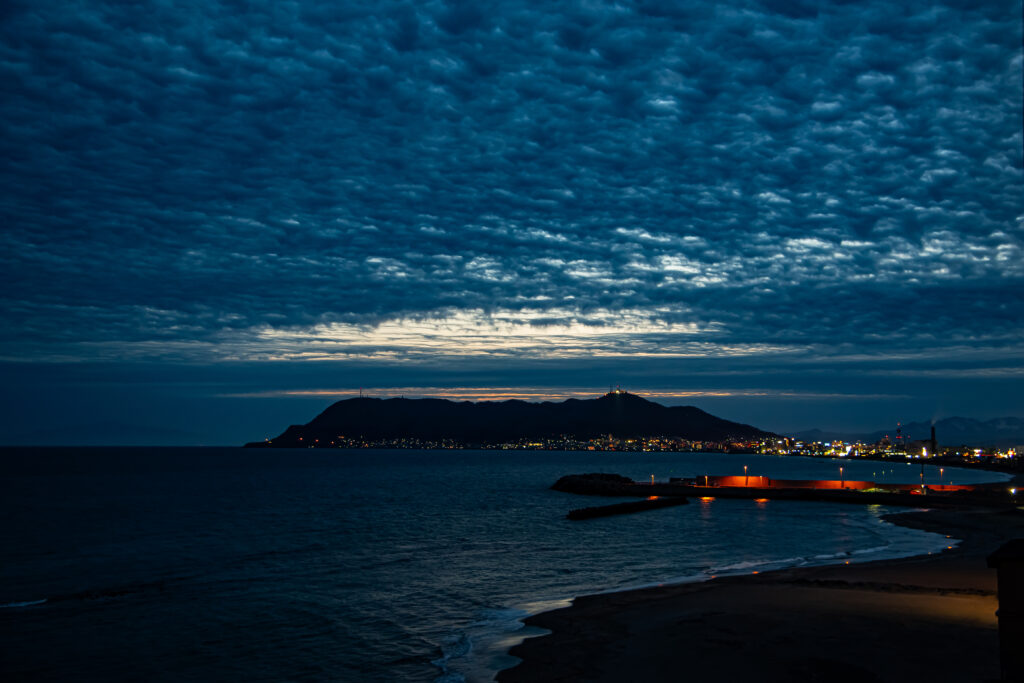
[
  {"x1": 567, "y1": 495, "x2": 689, "y2": 520},
  {"x1": 553, "y1": 473, "x2": 1018, "y2": 509}
]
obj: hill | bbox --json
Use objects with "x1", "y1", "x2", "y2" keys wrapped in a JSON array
[{"x1": 245, "y1": 391, "x2": 773, "y2": 447}]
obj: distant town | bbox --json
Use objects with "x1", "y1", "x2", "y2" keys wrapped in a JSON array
[{"x1": 290, "y1": 433, "x2": 1019, "y2": 466}]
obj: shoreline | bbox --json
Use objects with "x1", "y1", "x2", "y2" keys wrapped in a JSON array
[{"x1": 497, "y1": 495, "x2": 1024, "y2": 682}]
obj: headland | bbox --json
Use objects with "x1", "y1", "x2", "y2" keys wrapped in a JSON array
[{"x1": 244, "y1": 391, "x2": 772, "y2": 448}]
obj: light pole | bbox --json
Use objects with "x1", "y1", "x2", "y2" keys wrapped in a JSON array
[
  {"x1": 840, "y1": 466, "x2": 844, "y2": 489},
  {"x1": 940, "y1": 468, "x2": 944, "y2": 485},
  {"x1": 744, "y1": 465, "x2": 749, "y2": 487},
  {"x1": 651, "y1": 474, "x2": 655, "y2": 486}
]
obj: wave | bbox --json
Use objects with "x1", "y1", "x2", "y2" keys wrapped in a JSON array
[
  {"x1": 712, "y1": 556, "x2": 808, "y2": 572},
  {"x1": 0, "y1": 599, "x2": 47, "y2": 609},
  {"x1": 430, "y1": 606, "x2": 545, "y2": 683},
  {"x1": 430, "y1": 633, "x2": 472, "y2": 683},
  {"x1": 708, "y1": 536, "x2": 951, "y2": 577},
  {"x1": 0, "y1": 575, "x2": 197, "y2": 612},
  {"x1": 470, "y1": 607, "x2": 530, "y2": 630}
]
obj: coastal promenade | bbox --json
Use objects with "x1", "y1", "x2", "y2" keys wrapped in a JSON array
[{"x1": 500, "y1": 475, "x2": 1024, "y2": 682}]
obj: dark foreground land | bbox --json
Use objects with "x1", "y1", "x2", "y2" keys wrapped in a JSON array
[{"x1": 499, "y1": 494, "x2": 1024, "y2": 682}]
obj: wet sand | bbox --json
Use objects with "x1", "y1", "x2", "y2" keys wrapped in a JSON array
[{"x1": 498, "y1": 505, "x2": 1024, "y2": 683}]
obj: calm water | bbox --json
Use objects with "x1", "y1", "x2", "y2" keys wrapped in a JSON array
[{"x1": 0, "y1": 448, "x2": 1008, "y2": 682}]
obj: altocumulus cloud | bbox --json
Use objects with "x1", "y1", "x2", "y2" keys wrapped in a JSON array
[{"x1": 0, "y1": 0, "x2": 1021, "y2": 367}]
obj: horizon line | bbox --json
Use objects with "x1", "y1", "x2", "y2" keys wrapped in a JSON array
[{"x1": 220, "y1": 386, "x2": 910, "y2": 402}]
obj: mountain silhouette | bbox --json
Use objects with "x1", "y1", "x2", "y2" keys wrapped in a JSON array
[{"x1": 245, "y1": 391, "x2": 772, "y2": 446}]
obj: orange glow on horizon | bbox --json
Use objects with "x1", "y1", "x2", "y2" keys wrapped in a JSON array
[
  {"x1": 700, "y1": 497, "x2": 715, "y2": 502},
  {"x1": 222, "y1": 385, "x2": 874, "y2": 401},
  {"x1": 227, "y1": 386, "x2": 741, "y2": 401},
  {"x1": 647, "y1": 496, "x2": 659, "y2": 500}
]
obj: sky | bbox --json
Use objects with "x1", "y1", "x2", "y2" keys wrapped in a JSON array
[{"x1": 1, "y1": 0, "x2": 1022, "y2": 445}]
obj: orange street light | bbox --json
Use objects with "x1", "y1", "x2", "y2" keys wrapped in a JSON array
[{"x1": 744, "y1": 465, "x2": 749, "y2": 487}]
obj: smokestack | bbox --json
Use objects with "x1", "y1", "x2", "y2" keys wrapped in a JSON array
[{"x1": 930, "y1": 425, "x2": 937, "y2": 458}]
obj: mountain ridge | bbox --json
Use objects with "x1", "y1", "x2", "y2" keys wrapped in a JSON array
[{"x1": 246, "y1": 391, "x2": 773, "y2": 447}]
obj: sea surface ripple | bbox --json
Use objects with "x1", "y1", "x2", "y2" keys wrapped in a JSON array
[{"x1": 0, "y1": 448, "x2": 1007, "y2": 682}]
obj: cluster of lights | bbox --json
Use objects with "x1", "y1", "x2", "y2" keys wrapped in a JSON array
[
  {"x1": 272, "y1": 434, "x2": 1021, "y2": 467},
  {"x1": 278, "y1": 434, "x2": 776, "y2": 451},
  {"x1": 761, "y1": 439, "x2": 1019, "y2": 461}
]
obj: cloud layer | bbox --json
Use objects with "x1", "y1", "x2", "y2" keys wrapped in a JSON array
[{"x1": 1, "y1": 0, "x2": 1021, "y2": 369}]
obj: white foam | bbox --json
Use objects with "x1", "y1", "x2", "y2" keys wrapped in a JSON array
[
  {"x1": 470, "y1": 607, "x2": 529, "y2": 630},
  {"x1": 430, "y1": 633, "x2": 472, "y2": 683},
  {"x1": 851, "y1": 544, "x2": 891, "y2": 556},
  {"x1": 433, "y1": 606, "x2": 551, "y2": 683},
  {"x1": 712, "y1": 557, "x2": 806, "y2": 572}
]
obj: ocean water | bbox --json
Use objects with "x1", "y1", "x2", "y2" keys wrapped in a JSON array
[{"x1": 0, "y1": 448, "x2": 1008, "y2": 682}]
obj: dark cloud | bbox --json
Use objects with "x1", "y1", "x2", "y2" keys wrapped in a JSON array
[{"x1": 0, "y1": 1, "x2": 1020, "y2": 377}]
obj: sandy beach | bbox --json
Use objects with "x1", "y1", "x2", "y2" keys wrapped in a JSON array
[{"x1": 498, "y1": 503, "x2": 1024, "y2": 683}]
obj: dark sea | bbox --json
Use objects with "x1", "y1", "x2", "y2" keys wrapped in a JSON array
[{"x1": 0, "y1": 448, "x2": 1008, "y2": 682}]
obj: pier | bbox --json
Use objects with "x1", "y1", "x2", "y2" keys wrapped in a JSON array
[{"x1": 553, "y1": 473, "x2": 1018, "y2": 510}]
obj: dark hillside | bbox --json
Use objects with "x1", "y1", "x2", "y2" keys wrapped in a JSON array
[{"x1": 246, "y1": 391, "x2": 772, "y2": 446}]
